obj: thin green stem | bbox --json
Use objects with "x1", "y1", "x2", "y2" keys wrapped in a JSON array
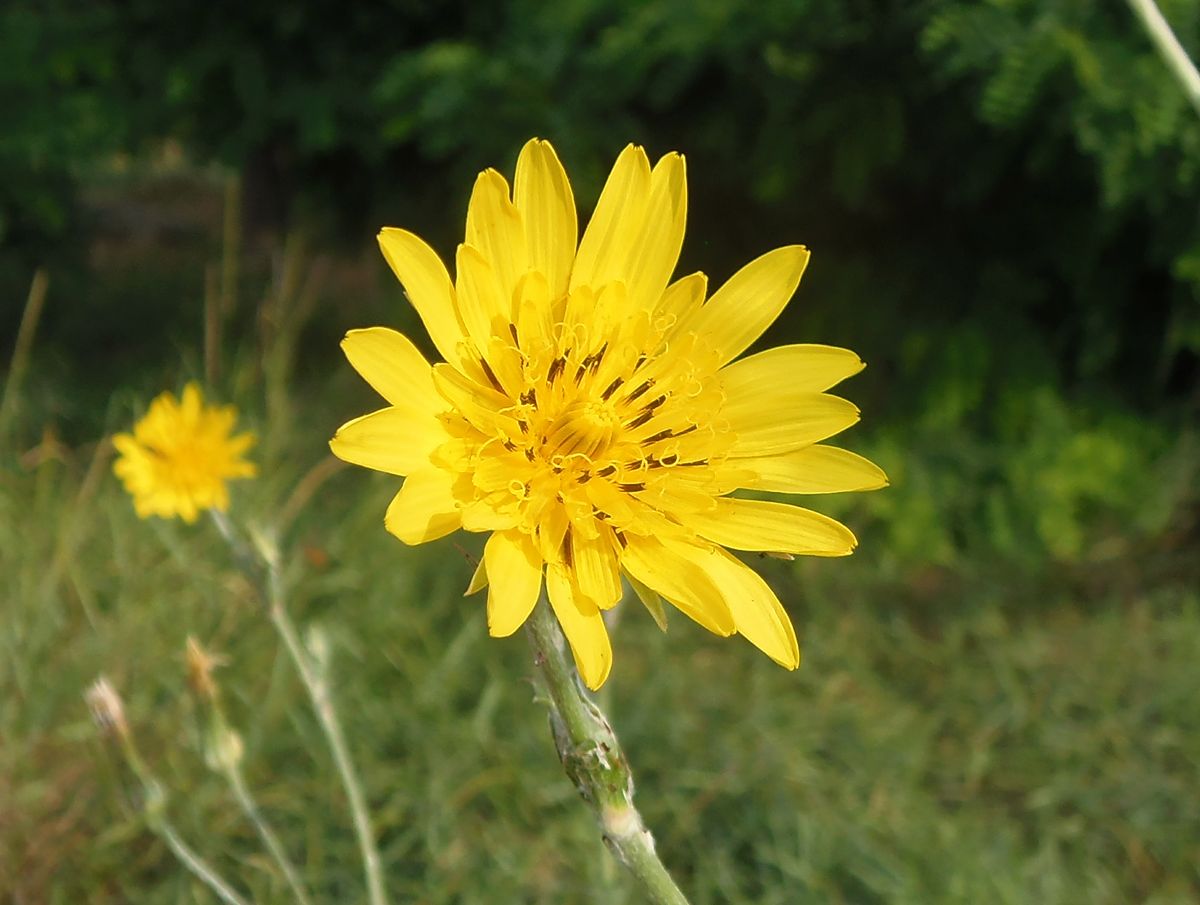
[
  {"x1": 100, "y1": 701, "x2": 251, "y2": 905},
  {"x1": 525, "y1": 599, "x2": 690, "y2": 905},
  {"x1": 209, "y1": 510, "x2": 388, "y2": 905},
  {"x1": 1128, "y1": 0, "x2": 1200, "y2": 118},
  {"x1": 263, "y1": 547, "x2": 389, "y2": 905},
  {"x1": 158, "y1": 823, "x2": 252, "y2": 905},
  {"x1": 223, "y1": 763, "x2": 313, "y2": 905}
]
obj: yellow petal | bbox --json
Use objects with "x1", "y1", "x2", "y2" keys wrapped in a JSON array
[
  {"x1": 377, "y1": 228, "x2": 465, "y2": 364},
  {"x1": 686, "y1": 246, "x2": 810, "y2": 366},
  {"x1": 329, "y1": 406, "x2": 449, "y2": 476},
  {"x1": 465, "y1": 169, "x2": 527, "y2": 314},
  {"x1": 514, "y1": 139, "x2": 577, "y2": 300},
  {"x1": 570, "y1": 144, "x2": 651, "y2": 293},
  {"x1": 455, "y1": 243, "x2": 509, "y2": 357},
  {"x1": 546, "y1": 565, "x2": 613, "y2": 690},
  {"x1": 465, "y1": 557, "x2": 488, "y2": 595},
  {"x1": 740, "y1": 445, "x2": 889, "y2": 494},
  {"x1": 384, "y1": 469, "x2": 462, "y2": 545},
  {"x1": 340, "y1": 327, "x2": 442, "y2": 410},
  {"x1": 694, "y1": 547, "x2": 800, "y2": 669},
  {"x1": 621, "y1": 152, "x2": 687, "y2": 312},
  {"x1": 569, "y1": 529, "x2": 622, "y2": 610},
  {"x1": 655, "y1": 271, "x2": 706, "y2": 339},
  {"x1": 677, "y1": 498, "x2": 857, "y2": 556},
  {"x1": 619, "y1": 534, "x2": 735, "y2": 636},
  {"x1": 484, "y1": 529, "x2": 543, "y2": 637},
  {"x1": 627, "y1": 573, "x2": 668, "y2": 630},
  {"x1": 719, "y1": 343, "x2": 864, "y2": 397},
  {"x1": 726, "y1": 391, "x2": 860, "y2": 457}
]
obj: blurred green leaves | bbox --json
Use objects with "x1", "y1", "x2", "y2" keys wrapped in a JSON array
[{"x1": 2, "y1": 0, "x2": 1198, "y2": 570}]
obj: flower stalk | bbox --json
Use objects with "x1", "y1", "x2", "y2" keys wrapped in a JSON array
[
  {"x1": 86, "y1": 678, "x2": 251, "y2": 905},
  {"x1": 1128, "y1": 0, "x2": 1200, "y2": 118},
  {"x1": 209, "y1": 510, "x2": 389, "y2": 905},
  {"x1": 187, "y1": 638, "x2": 313, "y2": 905},
  {"x1": 525, "y1": 600, "x2": 690, "y2": 905}
]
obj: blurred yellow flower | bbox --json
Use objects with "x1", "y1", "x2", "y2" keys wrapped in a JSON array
[
  {"x1": 113, "y1": 383, "x2": 256, "y2": 523},
  {"x1": 332, "y1": 139, "x2": 886, "y2": 689}
]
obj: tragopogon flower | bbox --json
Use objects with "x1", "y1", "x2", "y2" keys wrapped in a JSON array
[
  {"x1": 113, "y1": 383, "x2": 256, "y2": 523},
  {"x1": 331, "y1": 139, "x2": 886, "y2": 689}
]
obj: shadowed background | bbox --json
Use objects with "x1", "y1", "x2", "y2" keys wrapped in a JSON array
[{"x1": 2, "y1": 1, "x2": 1198, "y2": 902}]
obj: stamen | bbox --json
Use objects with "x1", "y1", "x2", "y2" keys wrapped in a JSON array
[
  {"x1": 595, "y1": 464, "x2": 618, "y2": 477},
  {"x1": 618, "y1": 482, "x2": 646, "y2": 493},
  {"x1": 520, "y1": 388, "x2": 537, "y2": 406},
  {"x1": 480, "y1": 358, "x2": 504, "y2": 393},
  {"x1": 643, "y1": 393, "x2": 668, "y2": 413},
  {"x1": 627, "y1": 378, "x2": 655, "y2": 402},
  {"x1": 508, "y1": 323, "x2": 520, "y2": 345},
  {"x1": 562, "y1": 531, "x2": 574, "y2": 567},
  {"x1": 625, "y1": 410, "x2": 655, "y2": 430},
  {"x1": 601, "y1": 377, "x2": 624, "y2": 400},
  {"x1": 547, "y1": 356, "x2": 566, "y2": 383},
  {"x1": 642, "y1": 428, "x2": 673, "y2": 444}
]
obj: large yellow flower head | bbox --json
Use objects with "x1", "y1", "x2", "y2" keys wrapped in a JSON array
[
  {"x1": 332, "y1": 139, "x2": 886, "y2": 689},
  {"x1": 113, "y1": 383, "x2": 257, "y2": 523}
]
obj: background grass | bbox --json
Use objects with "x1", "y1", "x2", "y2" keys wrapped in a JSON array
[
  {"x1": 3, "y1": 2, "x2": 1200, "y2": 898},
  {"x1": 1, "y1": 309, "x2": 1197, "y2": 902}
]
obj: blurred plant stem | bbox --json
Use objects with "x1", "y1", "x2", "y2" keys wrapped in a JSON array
[
  {"x1": 86, "y1": 678, "x2": 251, "y2": 905},
  {"x1": 1128, "y1": 0, "x2": 1200, "y2": 118},
  {"x1": 0, "y1": 269, "x2": 49, "y2": 444},
  {"x1": 525, "y1": 599, "x2": 690, "y2": 905},
  {"x1": 209, "y1": 510, "x2": 389, "y2": 905},
  {"x1": 188, "y1": 638, "x2": 313, "y2": 905}
]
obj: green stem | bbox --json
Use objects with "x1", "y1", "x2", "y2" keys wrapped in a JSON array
[
  {"x1": 158, "y1": 823, "x2": 252, "y2": 905},
  {"x1": 115, "y1": 729, "x2": 251, "y2": 905},
  {"x1": 525, "y1": 599, "x2": 690, "y2": 905},
  {"x1": 262, "y1": 547, "x2": 389, "y2": 905},
  {"x1": 210, "y1": 511, "x2": 388, "y2": 905},
  {"x1": 1128, "y1": 0, "x2": 1200, "y2": 118},
  {"x1": 223, "y1": 762, "x2": 314, "y2": 905}
]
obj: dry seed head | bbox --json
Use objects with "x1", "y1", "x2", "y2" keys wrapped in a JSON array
[
  {"x1": 85, "y1": 676, "x2": 129, "y2": 739},
  {"x1": 185, "y1": 636, "x2": 227, "y2": 700}
]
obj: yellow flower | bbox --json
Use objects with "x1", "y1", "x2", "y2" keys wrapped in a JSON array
[
  {"x1": 113, "y1": 383, "x2": 257, "y2": 523},
  {"x1": 331, "y1": 139, "x2": 887, "y2": 689}
]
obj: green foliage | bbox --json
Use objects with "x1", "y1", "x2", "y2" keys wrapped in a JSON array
[{"x1": 3, "y1": 390, "x2": 1198, "y2": 903}]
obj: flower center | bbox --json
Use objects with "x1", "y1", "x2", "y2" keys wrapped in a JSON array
[{"x1": 543, "y1": 399, "x2": 619, "y2": 459}]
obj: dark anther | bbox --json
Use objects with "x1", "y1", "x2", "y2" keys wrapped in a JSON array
[
  {"x1": 480, "y1": 358, "x2": 504, "y2": 392},
  {"x1": 678, "y1": 458, "x2": 708, "y2": 467},
  {"x1": 618, "y1": 481, "x2": 646, "y2": 493},
  {"x1": 643, "y1": 393, "x2": 668, "y2": 413},
  {"x1": 562, "y1": 531, "x2": 574, "y2": 568},
  {"x1": 524, "y1": 448, "x2": 536, "y2": 461},
  {"x1": 502, "y1": 439, "x2": 517, "y2": 452},
  {"x1": 625, "y1": 410, "x2": 654, "y2": 430},
  {"x1": 595, "y1": 464, "x2": 618, "y2": 477},
  {"x1": 547, "y1": 356, "x2": 566, "y2": 383},
  {"x1": 642, "y1": 429, "x2": 673, "y2": 444},
  {"x1": 601, "y1": 377, "x2": 624, "y2": 400},
  {"x1": 508, "y1": 323, "x2": 520, "y2": 345},
  {"x1": 577, "y1": 472, "x2": 592, "y2": 483},
  {"x1": 673, "y1": 424, "x2": 698, "y2": 437},
  {"x1": 520, "y1": 388, "x2": 537, "y2": 406},
  {"x1": 627, "y1": 378, "x2": 655, "y2": 402},
  {"x1": 614, "y1": 530, "x2": 628, "y2": 548}
]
